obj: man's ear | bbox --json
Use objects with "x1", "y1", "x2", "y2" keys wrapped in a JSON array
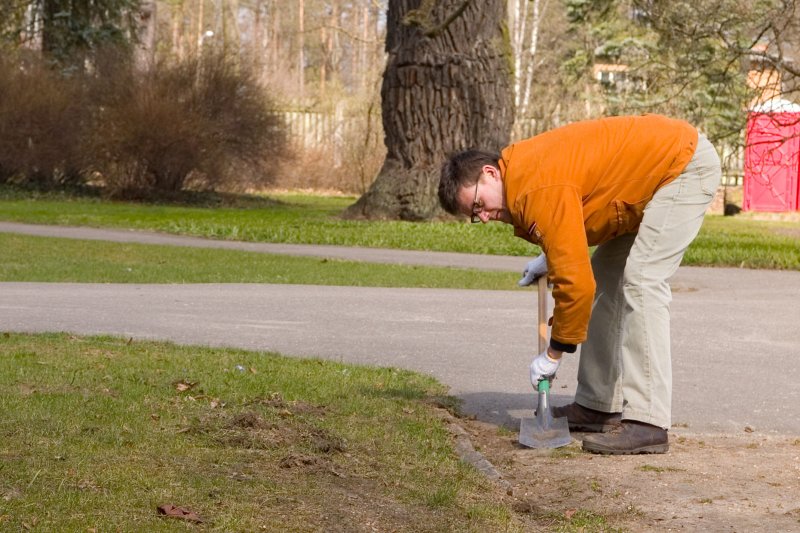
[{"x1": 482, "y1": 164, "x2": 500, "y2": 181}]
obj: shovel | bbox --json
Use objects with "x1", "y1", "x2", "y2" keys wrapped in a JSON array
[{"x1": 518, "y1": 276, "x2": 571, "y2": 449}]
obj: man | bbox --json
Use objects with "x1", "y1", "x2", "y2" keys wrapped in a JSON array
[{"x1": 438, "y1": 114, "x2": 721, "y2": 455}]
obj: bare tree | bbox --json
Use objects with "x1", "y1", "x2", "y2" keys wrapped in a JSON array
[{"x1": 510, "y1": 0, "x2": 550, "y2": 119}]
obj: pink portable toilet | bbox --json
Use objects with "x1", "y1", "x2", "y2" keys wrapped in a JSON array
[{"x1": 743, "y1": 100, "x2": 800, "y2": 212}]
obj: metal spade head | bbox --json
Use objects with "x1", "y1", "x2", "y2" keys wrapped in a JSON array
[{"x1": 519, "y1": 379, "x2": 571, "y2": 449}]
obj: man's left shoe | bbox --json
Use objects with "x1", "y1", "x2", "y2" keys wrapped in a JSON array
[{"x1": 582, "y1": 420, "x2": 669, "y2": 455}]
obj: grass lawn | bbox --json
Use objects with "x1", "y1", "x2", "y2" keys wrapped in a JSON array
[
  {"x1": 0, "y1": 233, "x2": 520, "y2": 289},
  {"x1": 684, "y1": 215, "x2": 800, "y2": 270},
  {"x1": 0, "y1": 189, "x2": 532, "y2": 256},
  {"x1": 1, "y1": 188, "x2": 798, "y2": 270},
  {"x1": 0, "y1": 333, "x2": 518, "y2": 532}
]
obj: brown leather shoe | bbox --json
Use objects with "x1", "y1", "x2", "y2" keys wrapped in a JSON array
[
  {"x1": 582, "y1": 420, "x2": 669, "y2": 455},
  {"x1": 549, "y1": 402, "x2": 622, "y2": 433}
]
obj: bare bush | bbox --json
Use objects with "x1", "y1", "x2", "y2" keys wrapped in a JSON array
[
  {"x1": 0, "y1": 57, "x2": 87, "y2": 188},
  {"x1": 87, "y1": 51, "x2": 287, "y2": 199},
  {"x1": 275, "y1": 141, "x2": 385, "y2": 194}
]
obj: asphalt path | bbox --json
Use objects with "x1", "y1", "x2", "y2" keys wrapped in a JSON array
[{"x1": 2, "y1": 222, "x2": 799, "y2": 436}]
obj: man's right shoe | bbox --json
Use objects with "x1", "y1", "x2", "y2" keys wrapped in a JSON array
[
  {"x1": 551, "y1": 402, "x2": 622, "y2": 433},
  {"x1": 582, "y1": 420, "x2": 669, "y2": 455}
]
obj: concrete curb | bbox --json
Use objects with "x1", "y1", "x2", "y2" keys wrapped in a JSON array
[{"x1": 435, "y1": 409, "x2": 513, "y2": 494}]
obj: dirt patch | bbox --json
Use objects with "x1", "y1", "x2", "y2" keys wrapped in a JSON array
[
  {"x1": 304, "y1": 427, "x2": 347, "y2": 454},
  {"x1": 279, "y1": 452, "x2": 325, "y2": 469},
  {"x1": 250, "y1": 392, "x2": 328, "y2": 416},
  {"x1": 187, "y1": 393, "x2": 340, "y2": 453},
  {"x1": 228, "y1": 411, "x2": 267, "y2": 429},
  {"x1": 459, "y1": 417, "x2": 800, "y2": 531}
]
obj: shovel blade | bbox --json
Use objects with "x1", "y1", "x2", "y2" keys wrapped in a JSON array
[
  {"x1": 519, "y1": 386, "x2": 571, "y2": 449},
  {"x1": 519, "y1": 414, "x2": 571, "y2": 448}
]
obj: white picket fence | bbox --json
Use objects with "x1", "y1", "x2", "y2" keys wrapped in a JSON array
[
  {"x1": 276, "y1": 111, "x2": 746, "y2": 185},
  {"x1": 273, "y1": 109, "x2": 368, "y2": 167},
  {"x1": 275, "y1": 110, "x2": 342, "y2": 149}
]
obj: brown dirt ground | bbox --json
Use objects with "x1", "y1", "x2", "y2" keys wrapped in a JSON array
[{"x1": 458, "y1": 416, "x2": 800, "y2": 532}]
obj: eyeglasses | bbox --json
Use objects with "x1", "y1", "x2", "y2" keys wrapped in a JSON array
[{"x1": 470, "y1": 179, "x2": 482, "y2": 223}]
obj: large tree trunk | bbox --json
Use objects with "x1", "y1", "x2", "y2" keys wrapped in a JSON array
[{"x1": 344, "y1": 0, "x2": 514, "y2": 221}]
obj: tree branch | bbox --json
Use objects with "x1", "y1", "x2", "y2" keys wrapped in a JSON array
[{"x1": 403, "y1": 0, "x2": 472, "y2": 38}]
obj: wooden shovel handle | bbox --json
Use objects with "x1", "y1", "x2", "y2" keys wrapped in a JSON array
[{"x1": 537, "y1": 275, "x2": 548, "y2": 353}]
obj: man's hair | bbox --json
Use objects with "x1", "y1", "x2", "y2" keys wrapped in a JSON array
[{"x1": 438, "y1": 150, "x2": 501, "y2": 215}]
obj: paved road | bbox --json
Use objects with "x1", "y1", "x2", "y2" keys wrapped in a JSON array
[{"x1": 2, "y1": 223, "x2": 799, "y2": 436}]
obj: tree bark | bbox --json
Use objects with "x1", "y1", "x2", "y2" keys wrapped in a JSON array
[
  {"x1": 344, "y1": 0, "x2": 514, "y2": 221},
  {"x1": 137, "y1": 0, "x2": 157, "y2": 66}
]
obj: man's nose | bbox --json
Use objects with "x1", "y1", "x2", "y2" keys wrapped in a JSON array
[{"x1": 479, "y1": 211, "x2": 490, "y2": 223}]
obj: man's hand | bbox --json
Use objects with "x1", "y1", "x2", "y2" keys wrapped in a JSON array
[
  {"x1": 517, "y1": 253, "x2": 548, "y2": 287},
  {"x1": 529, "y1": 349, "x2": 561, "y2": 390}
]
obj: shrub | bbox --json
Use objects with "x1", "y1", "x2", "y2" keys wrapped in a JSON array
[
  {"x1": 87, "y1": 52, "x2": 287, "y2": 199},
  {"x1": 0, "y1": 51, "x2": 286, "y2": 199},
  {"x1": 0, "y1": 57, "x2": 87, "y2": 188}
]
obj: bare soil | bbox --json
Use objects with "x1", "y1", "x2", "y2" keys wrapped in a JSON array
[{"x1": 459, "y1": 417, "x2": 800, "y2": 532}]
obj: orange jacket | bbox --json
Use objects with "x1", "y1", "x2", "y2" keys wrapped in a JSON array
[{"x1": 499, "y1": 114, "x2": 698, "y2": 349}]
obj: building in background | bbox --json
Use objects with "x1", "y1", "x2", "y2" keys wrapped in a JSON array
[{"x1": 743, "y1": 42, "x2": 800, "y2": 212}]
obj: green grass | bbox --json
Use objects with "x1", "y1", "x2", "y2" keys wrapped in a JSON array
[
  {"x1": 530, "y1": 509, "x2": 625, "y2": 533},
  {"x1": 0, "y1": 332, "x2": 518, "y2": 532},
  {"x1": 1, "y1": 188, "x2": 798, "y2": 270},
  {"x1": 0, "y1": 233, "x2": 521, "y2": 288},
  {"x1": 684, "y1": 215, "x2": 800, "y2": 270},
  {"x1": 636, "y1": 464, "x2": 684, "y2": 473},
  {"x1": 0, "y1": 189, "x2": 533, "y2": 256}
]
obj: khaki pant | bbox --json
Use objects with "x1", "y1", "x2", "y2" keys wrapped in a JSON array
[{"x1": 575, "y1": 134, "x2": 721, "y2": 429}]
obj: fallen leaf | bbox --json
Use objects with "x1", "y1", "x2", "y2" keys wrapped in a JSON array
[
  {"x1": 157, "y1": 504, "x2": 204, "y2": 523},
  {"x1": 744, "y1": 426, "x2": 754, "y2": 433},
  {"x1": 564, "y1": 508, "x2": 577, "y2": 520},
  {"x1": 174, "y1": 380, "x2": 197, "y2": 392},
  {"x1": 249, "y1": 367, "x2": 258, "y2": 374}
]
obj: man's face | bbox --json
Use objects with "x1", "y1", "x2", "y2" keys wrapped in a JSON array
[{"x1": 457, "y1": 165, "x2": 512, "y2": 224}]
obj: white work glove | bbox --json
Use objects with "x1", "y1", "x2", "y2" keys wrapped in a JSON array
[
  {"x1": 517, "y1": 253, "x2": 548, "y2": 287},
  {"x1": 529, "y1": 349, "x2": 561, "y2": 390}
]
